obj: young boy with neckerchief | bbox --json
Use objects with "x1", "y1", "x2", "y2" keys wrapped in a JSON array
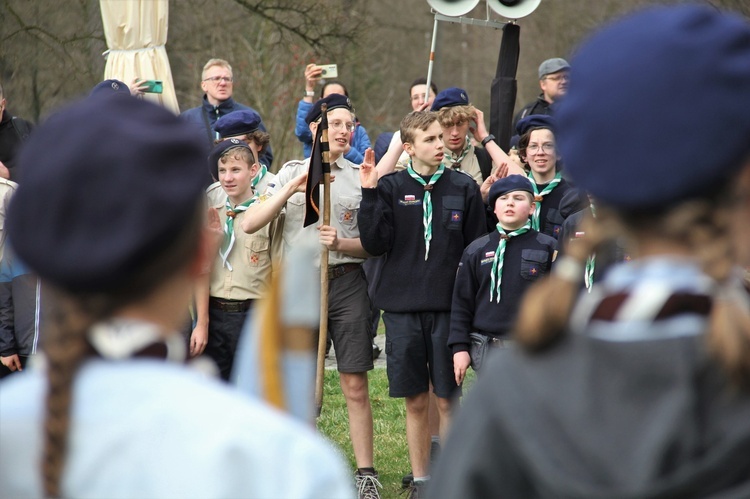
[
  {"x1": 449, "y1": 175, "x2": 556, "y2": 383},
  {"x1": 358, "y1": 110, "x2": 486, "y2": 496}
]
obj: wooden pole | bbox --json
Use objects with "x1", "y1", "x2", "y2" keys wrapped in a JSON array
[{"x1": 314, "y1": 106, "x2": 331, "y2": 417}]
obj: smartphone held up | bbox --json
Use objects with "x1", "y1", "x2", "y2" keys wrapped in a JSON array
[{"x1": 315, "y1": 64, "x2": 338, "y2": 79}]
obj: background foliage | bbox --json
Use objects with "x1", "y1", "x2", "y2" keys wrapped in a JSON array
[{"x1": 2, "y1": 0, "x2": 749, "y2": 166}]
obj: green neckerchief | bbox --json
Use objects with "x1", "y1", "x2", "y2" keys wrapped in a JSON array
[
  {"x1": 252, "y1": 164, "x2": 268, "y2": 189},
  {"x1": 446, "y1": 136, "x2": 471, "y2": 171},
  {"x1": 585, "y1": 202, "x2": 597, "y2": 292},
  {"x1": 489, "y1": 221, "x2": 531, "y2": 303},
  {"x1": 406, "y1": 160, "x2": 446, "y2": 260},
  {"x1": 220, "y1": 196, "x2": 256, "y2": 271},
  {"x1": 527, "y1": 171, "x2": 562, "y2": 231}
]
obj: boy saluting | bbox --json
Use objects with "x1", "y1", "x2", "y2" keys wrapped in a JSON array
[
  {"x1": 358, "y1": 111, "x2": 486, "y2": 496},
  {"x1": 448, "y1": 175, "x2": 557, "y2": 383}
]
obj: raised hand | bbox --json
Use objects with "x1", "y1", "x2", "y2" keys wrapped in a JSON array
[{"x1": 360, "y1": 148, "x2": 378, "y2": 189}]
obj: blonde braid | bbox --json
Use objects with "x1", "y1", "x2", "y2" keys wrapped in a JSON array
[
  {"x1": 682, "y1": 201, "x2": 750, "y2": 388},
  {"x1": 515, "y1": 211, "x2": 621, "y2": 350},
  {"x1": 42, "y1": 293, "x2": 116, "y2": 498},
  {"x1": 634, "y1": 198, "x2": 750, "y2": 388}
]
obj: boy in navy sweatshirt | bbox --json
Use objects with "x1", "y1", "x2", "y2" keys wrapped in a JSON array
[
  {"x1": 449, "y1": 175, "x2": 556, "y2": 383},
  {"x1": 358, "y1": 111, "x2": 486, "y2": 492}
]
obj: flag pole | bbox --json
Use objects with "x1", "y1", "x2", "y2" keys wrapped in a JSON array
[
  {"x1": 315, "y1": 103, "x2": 331, "y2": 416},
  {"x1": 424, "y1": 15, "x2": 439, "y2": 104}
]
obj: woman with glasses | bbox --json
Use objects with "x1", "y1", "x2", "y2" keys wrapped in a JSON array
[{"x1": 516, "y1": 115, "x2": 571, "y2": 240}]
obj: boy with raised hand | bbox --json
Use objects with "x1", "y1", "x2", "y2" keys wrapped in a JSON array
[
  {"x1": 358, "y1": 110, "x2": 486, "y2": 496},
  {"x1": 449, "y1": 175, "x2": 557, "y2": 383}
]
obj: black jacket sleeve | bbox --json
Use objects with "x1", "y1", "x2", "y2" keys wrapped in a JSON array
[
  {"x1": 449, "y1": 248, "x2": 478, "y2": 353},
  {"x1": 358, "y1": 184, "x2": 394, "y2": 257},
  {"x1": 0, "y1": 278, "x2": 16, "y2": 357}
]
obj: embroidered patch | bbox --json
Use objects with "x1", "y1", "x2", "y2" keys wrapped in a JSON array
[
  {"x1": 553, "y1": 225, "x2": 561, "y2": 236},
  {"x1": 250, "y1": 254, "x2": 259, "y2": 264},
  {"x1": 451, "y1": 210, "x2": 462, "y2": 222},
  {"x1": 485, "y1": 251, "x2": 495, "y2": 258},
  {"x1": 339, "y1": 209, "x2": 354, "y2": 224},
  {"x1": 529, "y1": 266, "x2": 539, "y2": 276},
  {"x1": 480, "y1": 257, "x2": 494, "y2": 265},
  {"x1": 398, "y1": 196, "x2": 422, "y2": 206}
]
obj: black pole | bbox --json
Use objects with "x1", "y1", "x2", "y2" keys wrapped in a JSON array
[{"x1": 489, "y1": 22, "x2": 521, "y2": 152}]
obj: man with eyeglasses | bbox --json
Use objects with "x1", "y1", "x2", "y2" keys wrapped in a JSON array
[
  {"x1": 512, "y1": 58, "x2": 570, "y2": 130},
  {"x1": 181, "y1": 59, "x2": 273, "y2": 171}
]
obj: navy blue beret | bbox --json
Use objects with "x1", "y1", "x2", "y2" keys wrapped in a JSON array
[
  {"x1": 7, "y1": 95, "x2": 208, "y2": 293},
  {"x1": 488, "y1": 174, "x2": 534, "y2": 207},
  {"x1": 516, "y1": 114, "x2": 555, "y2": 136},
  {"x1": 215, "y1": 110, "x2": 262, "y2": 139},
  {"x1": 557, "y1": 5, "x2": 750, "y2": 210},
  {"x1": 430, "y1": 87, "x2": 470, "y2": 111},
  {"x1": 305, "y1": 94, "x2": 353, "y2": 124},
  {"x1": 90, "y1": 79, "x2": 131, "y2": 98},
  {"x1": 207, "y1": 138, "x2": 253, "y2": 181}
]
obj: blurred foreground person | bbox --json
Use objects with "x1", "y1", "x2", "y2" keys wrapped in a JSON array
[
  {"x1": 431, "y1": 5, "x2": 750, "y2": 498},
  {"x1": 0, "y1": 95, "x2": 352, "y2": 498}
]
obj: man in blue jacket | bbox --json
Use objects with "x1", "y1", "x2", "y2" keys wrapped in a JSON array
[{"x1": 181, "y1": 59, "x2": 273, "y2": 169}]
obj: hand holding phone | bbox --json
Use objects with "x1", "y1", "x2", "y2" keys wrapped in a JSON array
[{"x1": 142, "y1": 80, "x2": 163, "y2": 94}]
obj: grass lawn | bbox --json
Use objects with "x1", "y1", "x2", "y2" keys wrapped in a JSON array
[
  {"x1": 317, "y1": 368, "x2": 408, "y2": 498},
  {"x1": 317, "y1": 328, "x2": 476, "y2": 498}
]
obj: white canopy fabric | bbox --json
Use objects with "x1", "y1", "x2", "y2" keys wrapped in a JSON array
[{"x1": 100, "y1": 0, "x2": 179, "y2": 113}]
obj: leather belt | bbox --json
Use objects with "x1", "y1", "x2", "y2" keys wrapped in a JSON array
[
  {"x1": 209, "y1": 297, "x2": 254, "y2": 313},
  {"x1": 328, "y1": 263, "x2": 362, "y2": 280}
]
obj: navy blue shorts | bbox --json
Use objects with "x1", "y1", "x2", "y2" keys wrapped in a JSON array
[{"x1": 382, "y1": 311, "x2": 459, "y2": 399}]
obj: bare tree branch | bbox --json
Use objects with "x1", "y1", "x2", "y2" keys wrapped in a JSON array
[{"x1": 231, "y1": 0, "x2": 366, "y2": 52}]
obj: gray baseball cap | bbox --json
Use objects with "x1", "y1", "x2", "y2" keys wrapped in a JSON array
[{"x1": 539, "y1": 58, "x2": 570, "y2": 79}]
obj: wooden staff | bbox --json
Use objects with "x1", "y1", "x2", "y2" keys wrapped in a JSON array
[{"x1": 315, "y1": 104, "x2": 331, "y2": 416}]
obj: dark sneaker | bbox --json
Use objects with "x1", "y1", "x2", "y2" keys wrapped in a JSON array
[
  {"x1": 372, "y1": 342, "x2": 382, "y2": 360},
  {"x1": 355, "y1": 470, "x2": 382, "y2": 499},
  {"x1": 401, "y1": 473, "x2": 413, "y2": 489},
  {"x1": 403, "y1": 480, "x2": 426, "y2": 499}
]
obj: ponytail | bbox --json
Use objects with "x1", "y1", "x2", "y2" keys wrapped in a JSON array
[{"x1": 515, "y1": 212, "x2": 620, "y2": 350}]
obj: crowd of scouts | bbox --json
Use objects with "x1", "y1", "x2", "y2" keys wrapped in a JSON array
[
  {"x1": 168, "y1": 52, "x2": 576, "y2": 498},
  {"x1": 2, "y1": 3, "x2": 750, "y2": 498}
]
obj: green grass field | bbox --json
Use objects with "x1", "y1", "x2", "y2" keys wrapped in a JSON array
[{"x1": 316, "y1": 350, "x2": 476, "y2": 498}]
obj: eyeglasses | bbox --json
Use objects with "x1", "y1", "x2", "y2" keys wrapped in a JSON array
[
  {"x1": 203, "y1": 76, "x2": 233, "y2": 84},
  {"x1": 526, "y1": 143, "x2": 556, "y2": 154},
  {"x1": 544, "y1": 73, "x2": 569, "y2": 83},
  {"x1": 328, "y1": 120, "x2": 356, "y2": 133}
]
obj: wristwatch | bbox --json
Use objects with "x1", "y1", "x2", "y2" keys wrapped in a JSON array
[
  {"x1": 304, "y1": 90, "x2": 315, "y2": 97},
  {"x1": 481, "y1": 134, "x2": 495, "y2": 147}
]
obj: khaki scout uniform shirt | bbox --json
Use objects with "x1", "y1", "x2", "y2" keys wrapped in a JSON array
[
  {"x1": 208, "y1": 194, "x2": 283, "y2": 300},
  {"x1": 269, "y1": 156, "x2": 364, "y2": 267},
  {"x1": 205, "y1": 170, "x2": 277, "y2": 208}
]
